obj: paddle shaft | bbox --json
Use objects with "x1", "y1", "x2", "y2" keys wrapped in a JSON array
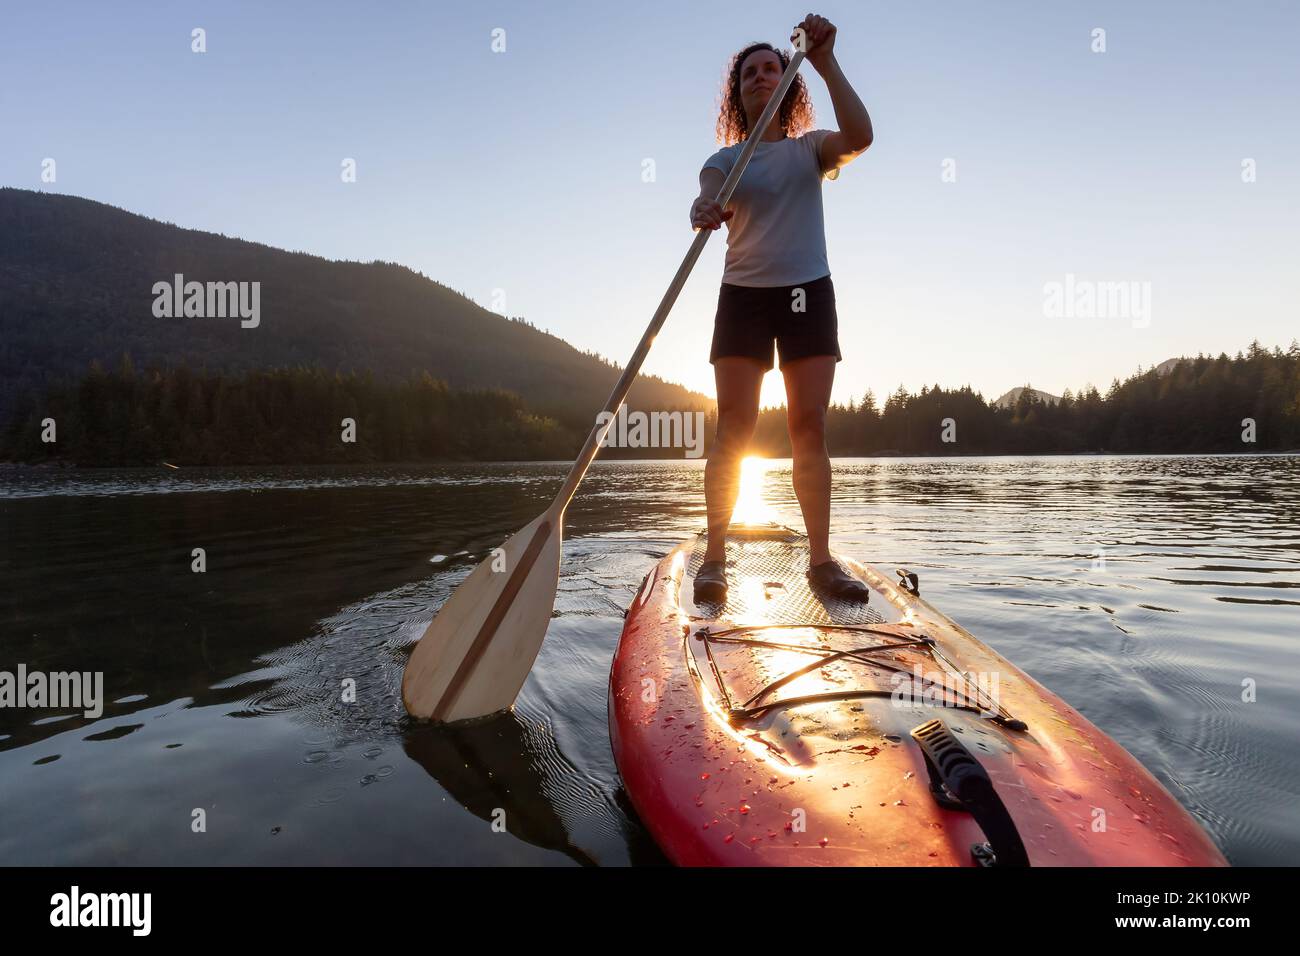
[{"x1": 550, "y1": 49, "x2": 808, "y2": 512}]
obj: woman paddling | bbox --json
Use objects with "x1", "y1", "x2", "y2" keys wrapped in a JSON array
[{"x1": 691, "y1": 14, "x2": 874, "y2": 604}]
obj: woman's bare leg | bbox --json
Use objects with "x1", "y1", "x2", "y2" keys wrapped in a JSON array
[
  {"x1": 781, "y1": 355, "x2": 837, "y2": 565},
  {"x1": 704, "y1": 357, "x2": 766, "y2": 562}
]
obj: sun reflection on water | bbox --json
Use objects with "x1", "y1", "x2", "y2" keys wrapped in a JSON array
[{"x1": 729, "y1": 455, "x2": 777, "y2": 527}]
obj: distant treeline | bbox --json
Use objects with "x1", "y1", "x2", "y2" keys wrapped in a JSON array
[
  {"x1": 0, "y1": 361, "x2": 582, "y2": 465},
  {"x1": 772, "y1": 340, "x2": 1299, "y2": 457},
  {"x1": 3, "y1": 342, "x2": 1298, "y2": 466}
]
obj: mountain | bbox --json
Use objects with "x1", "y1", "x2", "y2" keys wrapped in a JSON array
[
  {"x1": 992, "y1": 386, "x2": 1061, "y2": 409},
  {"x1": 994, "y1": 360, "x2": 1183, "y2": 410},
  {"x1": 0, "y1": 188, "x2": 710, "y2": 426}
]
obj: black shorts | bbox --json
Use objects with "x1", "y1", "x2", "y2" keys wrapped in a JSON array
[{"x1": 709, "y1": 274, "x2": 841, "y2": 371}]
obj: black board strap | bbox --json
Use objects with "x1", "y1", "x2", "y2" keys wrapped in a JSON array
[{"x1": 911, "y1": 718, "x2": 1031, "y2": 867}]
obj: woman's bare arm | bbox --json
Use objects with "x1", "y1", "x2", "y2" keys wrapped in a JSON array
[
  {"x1": 815, "y1": 54, "x2": 873, "y2": 174},
  {"x1": 690, "y1": 167, "x2": 732, "y2": 231},
  {"x1": 796, "y1": 15, "x2": 873, "y2": 174}
]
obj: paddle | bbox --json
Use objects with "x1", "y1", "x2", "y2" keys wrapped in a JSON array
[{"x1": 402, "y1": 43, "x2": 810, "y2": 722}]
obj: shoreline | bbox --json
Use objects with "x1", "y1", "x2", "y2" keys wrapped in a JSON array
[{"x1": 3, "y1": 449, "x2": 1298, "y2": 472}]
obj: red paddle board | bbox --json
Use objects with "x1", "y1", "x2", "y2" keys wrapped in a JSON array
[{"x1": 608, "y1": 525, "x2": 1227, "y2": 866}]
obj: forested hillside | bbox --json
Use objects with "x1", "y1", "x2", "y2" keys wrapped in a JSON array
[{"x1": 0, "y1": 188, "x2": 709, "y2": 429}]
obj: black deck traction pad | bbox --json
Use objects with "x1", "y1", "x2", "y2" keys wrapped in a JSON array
[{"x1": 687, "y1": 531, "x2": 885, "y2": 626}]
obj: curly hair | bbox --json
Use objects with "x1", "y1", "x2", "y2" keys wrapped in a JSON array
[{"x1": 714, "y1": 42, "x2": 815, "y2": 146}]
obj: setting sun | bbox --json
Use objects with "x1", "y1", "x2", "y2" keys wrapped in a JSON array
[{"x1": 728, "y1": 455, "x2": 777, "y2": 526}]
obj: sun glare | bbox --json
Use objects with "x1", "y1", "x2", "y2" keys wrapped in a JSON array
[{"x1": 729, "y1": 455, "x2": 776, "y2": 526}]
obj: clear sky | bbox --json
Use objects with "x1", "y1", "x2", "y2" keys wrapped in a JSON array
[{"x1": 3, "y1": 1, "x2": 1296, "y2": 408}]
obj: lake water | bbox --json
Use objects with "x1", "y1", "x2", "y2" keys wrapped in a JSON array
[{"x1": 1, "y1": 455, "x2": 1296, "y2": 865}]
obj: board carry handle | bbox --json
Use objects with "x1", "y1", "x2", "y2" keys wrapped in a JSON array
[{"x1": 911, "y1": 718, "x2": 1031, "y2": 867}]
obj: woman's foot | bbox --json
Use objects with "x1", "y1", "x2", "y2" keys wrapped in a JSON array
[
  {"x1": 693, "y1": 560, "x2": 728, "y2": 604},
  {"x1": 807, "y1": 559, "x2": 869, "y2": 603}
]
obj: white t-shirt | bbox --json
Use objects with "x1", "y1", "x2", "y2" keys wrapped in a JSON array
[{"x1": 701, "y1": 129, "x2": 837, "y2": 288}]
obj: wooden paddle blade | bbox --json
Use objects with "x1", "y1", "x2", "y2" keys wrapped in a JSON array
[{"x1": 402, "y1": 511, "x2": 563, "y2": 722}]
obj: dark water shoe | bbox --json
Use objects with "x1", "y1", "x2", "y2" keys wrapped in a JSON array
[{"x1": 807, "y1": 560, "x2": 870, "y2": 603}]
